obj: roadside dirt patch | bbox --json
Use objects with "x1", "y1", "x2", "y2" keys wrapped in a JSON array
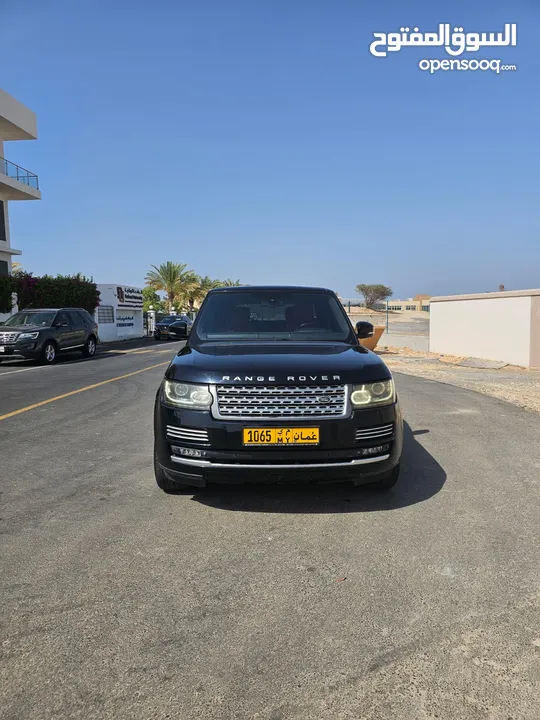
[{"x1": 378, "y1": 348, "x2": 540, "y2": 413}]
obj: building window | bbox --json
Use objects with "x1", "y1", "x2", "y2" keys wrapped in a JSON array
[
  {"x1": 0, "y1": 260, "x2": 8, "y2": 277},
  {"x1": 0, "y1": 201, "x2": 6, "y2": 243},
  {"x1": 97, "y1": 306, "x2": 115, "y2": 324},
  {"x1": 422, "y1": 305, "x2": 430, "y2": 312},
  {"x1": 405, "y1": 305, "x2": 416, "y2": 311}
]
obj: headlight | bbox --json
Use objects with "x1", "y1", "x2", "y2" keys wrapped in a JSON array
[
  {"x1": 350, "y1": 379, "x2": 395, "y2": 408},
  {"x1": 18, "y1": 332, "x2": 40, "y2": 340},
  {"x1": 163, "y1": 380, "x2": 213, "y2": 409}
]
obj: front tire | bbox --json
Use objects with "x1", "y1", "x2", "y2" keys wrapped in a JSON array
[
  {"x1": 371, "y1": 464, "x2": 400, "y2": 491},
  {"x1": 82, "y1": 335, "x2": 97, "y2": 358},
  {"x1": 154, "y1": 452, "x2": 189, "y2": 493},
  {"x1": 40, "y1": 341, "x2": 57, "y2": 365}
]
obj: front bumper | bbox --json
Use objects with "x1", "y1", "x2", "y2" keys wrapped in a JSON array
[
  {"x1": 155, "y1": 396, "x2": 403, "y2": 487},
  {"x1": 0, "y1": 342, "x2": 42, "y2": 359}
]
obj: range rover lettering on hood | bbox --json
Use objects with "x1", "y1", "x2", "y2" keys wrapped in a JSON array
[{"x1": 221, "y1": 375, "x2": 341, "y2": 382}]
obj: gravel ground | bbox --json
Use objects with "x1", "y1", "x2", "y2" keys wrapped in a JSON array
[{"x1": 380, "y1": 348, "x2": 540, "y2": 414}]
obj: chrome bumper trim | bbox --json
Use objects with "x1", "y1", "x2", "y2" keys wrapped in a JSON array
[{"x1": 169, "y1": 454, "x2": 390, "y2": 469}]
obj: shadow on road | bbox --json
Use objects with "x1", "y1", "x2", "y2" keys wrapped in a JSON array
[
  {"x1": 190, "y1": 423, "x2": 446, "y2": 514},
  {"x1": 0, "y1": 338, "x2": 183, "y2": 371}
]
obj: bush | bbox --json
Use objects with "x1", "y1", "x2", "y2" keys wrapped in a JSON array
[
  {"x1": 12, "y1": 273, "x2": 101, "y2": 314},
  {"x1": 0, "y1": 275, "x2": 16, "y2": 313}
]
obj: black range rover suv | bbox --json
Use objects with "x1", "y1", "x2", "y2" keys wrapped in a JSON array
[{"x1": 154, "y1": 286, "x2": 403, "y2": 492}]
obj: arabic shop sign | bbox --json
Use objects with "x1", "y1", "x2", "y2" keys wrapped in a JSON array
[
  {"x1": 116, "y1": 314, "x2": 135, "y2": 328},
  {"x1": 115, "y1": 286, "x2": 143, "y2": 309},
  {"x1": 370, "y1": 23, "x2": 517, "y2": 58}
]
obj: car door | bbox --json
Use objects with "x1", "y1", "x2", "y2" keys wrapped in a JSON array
[
  {"x1": 53, "y1": 312, "x2": 75, "y2": 350},
  {"x1": 69, "y1": 311, "x2": 87, "y2": 348}
]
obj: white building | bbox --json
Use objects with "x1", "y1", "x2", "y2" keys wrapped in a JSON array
[
  {"x1": 95, "y1": 284, "x2": 144, "y2": 342},
  {"x1": 430, "y1": 288, "x2": 540, "y2": 368},
  {"x1": 0, "y1": 88, "x2": 41, "y2": 276}
]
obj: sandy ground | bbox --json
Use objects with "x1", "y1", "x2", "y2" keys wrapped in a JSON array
[{"x1": 379, "y1": 347, "x2": 540, "y2": 414}]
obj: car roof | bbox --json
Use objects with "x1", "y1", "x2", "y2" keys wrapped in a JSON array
[
  {"x1": 207, "y1": 285, "x2": 334, "y2": 294},
  {"x1": 21, "y1": 307, "x2": 90, "y2": 312}
]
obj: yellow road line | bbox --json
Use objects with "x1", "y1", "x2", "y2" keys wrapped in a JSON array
[
  {"x1": 104, "y1": 348, "x2": 174, "y2": 355},
  {"x1": 0, "y1": 361, "x2": 170, "y2": 422},
  {"x1": 104, "y1": 349, "x2": 141, "y2": 354}
]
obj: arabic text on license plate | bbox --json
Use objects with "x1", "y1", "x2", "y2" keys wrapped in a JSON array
[{"x1": 243, "y1": 428, "x2": 319, "y2": 446}]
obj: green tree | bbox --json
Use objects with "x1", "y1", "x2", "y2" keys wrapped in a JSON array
[
  {"x1": 145, "y1": 262, "x2": 198, "y2": 312},
  {"x1": 355, "y1": 283, "x2": 392, "y2": 309},
  {"x1": 219, "y1": 278, "x2": 243, "y2": 287},
  {"x1": 186, "y1": 275, "x2": 222, "y2": 311},
  {"x1": 142, "y1": 286, "x2": 166, "y2": 313}
]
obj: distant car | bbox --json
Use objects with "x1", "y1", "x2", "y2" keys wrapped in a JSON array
[
  {"x1": 154, "y1": 314, "x2": 193, "y2": 341},
  {"x1": 0, "y1": 308, "x2": 99, "y2": 365}
]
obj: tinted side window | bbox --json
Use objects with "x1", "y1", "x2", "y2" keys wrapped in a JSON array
[
  {"x1": 70, "y1": 312, "x2": 85, "y2": 329},
  {"x1": 77, "y1": 311, "x2": 91, "y2": 326},
  {"x1": 55, "y1": 312, "x2": 70, "y2": 326}
]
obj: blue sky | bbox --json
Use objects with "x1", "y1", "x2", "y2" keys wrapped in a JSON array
[{"x1": 1, "y1": 0, "x2": 538, "y2": 299}]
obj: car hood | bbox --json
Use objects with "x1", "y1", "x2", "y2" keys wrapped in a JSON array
[
  {"x1": 165, "y1": 342, "x2": 392, "y2": 385},
  {"x1": 0, "y1": 325, "x2": 47, "y2": 334}
]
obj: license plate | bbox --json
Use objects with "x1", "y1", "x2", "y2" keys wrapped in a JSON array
[{"x1": 243, "y1": 428, "x2": 319, "y2": 446}]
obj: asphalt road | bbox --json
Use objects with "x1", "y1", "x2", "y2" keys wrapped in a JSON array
[{"x1": 2, "y1": 341, "x2": 540, "y2": 719}]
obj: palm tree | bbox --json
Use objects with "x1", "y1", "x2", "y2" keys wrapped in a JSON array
[
  {"x1": 186, "y1": 275, "x2": 222, "y2": 311},
  {"x1": 11, "y1": 261, "x2": 22, "y2": 274},
  {"x1": 220, "y1": 278, "x2": 242, "y2": 287},
  {"x1": 145, "y1": 262, "x2": 198, "y2": 312}
]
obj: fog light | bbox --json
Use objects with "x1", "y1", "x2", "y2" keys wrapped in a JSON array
[
  {"x1": 360, "y1": 444, "x2": 390, "y2": 456},
  {"x1": 171, "y1": 446, "x2": 205, "y2": 458}
]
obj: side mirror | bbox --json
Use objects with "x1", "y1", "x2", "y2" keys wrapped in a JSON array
[
  {"x1": 355, "y1": 321, "x2": 374, "y2": 339},
  {"x1": 168, "y1": 321, "x2": 188, "y2": 338}
]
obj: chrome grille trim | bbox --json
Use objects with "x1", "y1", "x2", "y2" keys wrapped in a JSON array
[
  {"x1": 166, "y1": 425, "x2": 210, "y2": 443},
  {"x1": 214, "y1": 384, "x2": 348, "y2": 420},
  {"x1": 0, "y1": 332, "x2": 20, "y2": 344},
  {"x1": 356, "y1": 423, "x2": 394, "y2": 441},
  {"x1": 170, "y1": 454, "x2": 390, "y2": 469}
]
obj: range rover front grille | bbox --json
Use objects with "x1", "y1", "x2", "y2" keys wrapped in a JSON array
[
  {"x1": 0, "y1": 332, "x2": 19, "y2": 344},
  {"x1": 215, "y1": 385, "x2": 347, "y2": 419},
  {"x1": 355, "y1": 423, "x2": 394, "y2": 441},
  {"x1": 166, "y1": 425, "x2": 210, "y2": 444}
]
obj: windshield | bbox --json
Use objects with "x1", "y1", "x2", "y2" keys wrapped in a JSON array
[
  {"x1": 194, "y1": 291, "x2": 354, "y2": 343},
  {"x1": 4, "y1": 311, "x2": 56, "y2": 327},
  {"x1": 160, "y1": 316, "x2": 181, "y2": 324}
]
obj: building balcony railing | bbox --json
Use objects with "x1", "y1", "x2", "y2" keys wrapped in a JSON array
[{"x1": 0, "y1": 156, "x2": 39, "y2": 190}]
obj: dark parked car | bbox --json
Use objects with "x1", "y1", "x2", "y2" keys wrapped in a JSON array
[
  {"x1": 0, "y1": 308, "x2": 99, "y2": 364},
  {"x1": 154, "y1": 286, "x2": 403, "y2": 493},
  {"x1": 154, "y1": 314, "x2": 193, "y2": 340}
]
